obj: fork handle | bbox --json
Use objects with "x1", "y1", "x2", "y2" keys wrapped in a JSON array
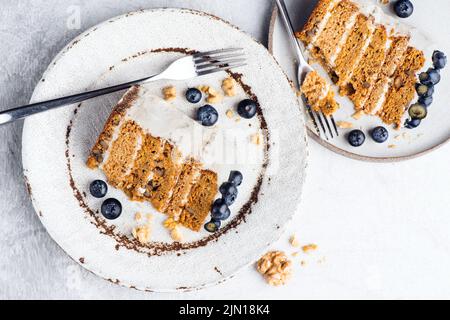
[{"x1": 0, "y1": 74, "x2": 159, "y2": 126}]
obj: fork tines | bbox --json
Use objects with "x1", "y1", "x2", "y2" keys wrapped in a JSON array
[
  {"x1": 194, "y1": 48, "x2": 247, "y2": 76},
  {"x1": 302, "y1": 96, "x2": 339, "y2": 140}
]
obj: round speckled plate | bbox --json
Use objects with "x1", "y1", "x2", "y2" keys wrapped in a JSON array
[
  {"x1": 22, "y1": 9, "x2": 308, "y2": 291},
  {"x1": 269, "y1": 0, "x2": 450, "y2": 162}
]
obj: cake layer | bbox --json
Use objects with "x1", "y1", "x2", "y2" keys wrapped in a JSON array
[
  {"x1": 165, "y1": 159, "x2": 202, "y2": 220},
  {"x1": 179, "y1": 170, "x2": 218, "y2": 232},
  {"x1": 311, "y1": 0, "x2": 359, "y2": 64},
  {"x1": 296, "y1": 0, "x2": 340, "y2": 44},
  {"x1": 333, "y1": 14, "x2": 374, "y2": 88},
  {"x1": 345, "y1": 25, "x2": 388, "y2": 109},
  {"x1": 378, "y1": 47, "x2": 425, "y2": 127},
  {"x1": 362, "y1": 36, "x2": 409, "y2": 114},
  {"x1": 102, "y1": 120, "x2": 143, "y2": 188},
  {"x1": 87, "y1": 86, "x2": 220, "y2": 232}
]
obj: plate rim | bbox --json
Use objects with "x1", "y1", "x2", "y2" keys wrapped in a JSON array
[
  {"x1": 268, "y1": 4, "x2": 450, "y2": 163},
  {"x1": 22, "y1": 7, "x2": 309, "y2": 292}
]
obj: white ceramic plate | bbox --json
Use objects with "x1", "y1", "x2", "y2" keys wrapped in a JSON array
[
  {"x1": 22, "y1": 9, "x2": 308, "y2": 291},
  {"x1": 269, "y1": 0, "x2": 450, "y2": 162}
]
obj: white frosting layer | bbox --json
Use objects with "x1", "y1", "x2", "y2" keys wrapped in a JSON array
[{"x1": 101, "y1": 86, "x2": 265, "y2": 186}]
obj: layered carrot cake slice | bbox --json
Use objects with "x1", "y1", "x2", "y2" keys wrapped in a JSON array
[
  {"x1": 86, "y1": 86, "x2": 218, "y2": 231},
  {"x1": 296, "y1": 0, "x2": 425, "y2": 127}
]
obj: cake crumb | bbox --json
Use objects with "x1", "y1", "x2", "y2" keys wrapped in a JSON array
[
  {"x1": 171, "y1": 227, "x2": 183, "y2": 242},
  {"x1": 289, "y1": 235, "x2": 300, "y2": 248},
  {"x1": 336, "y1": 121, "x2": 353, "y2": 129},
  {"x1": 250, "y1": 133, "x2": 261, "y2": 145},
  {"x1": 379, "y1": 0, "x2": 389, "y2": 4},
  {"x1": 256, "y1": 251, "x2": 292, "y2": 286},
  {"x1": 162, "y1": 86, "x2": 176, "y2": 101},
  {"x1": 146, "y1": 213, "x2": 153, "y2": 221},
  {"x1": 163, "y1": 217, "x2": 178, "y2": 230},
  {"x1": 226, "y1": 109, "x2": 234, "y2": 118},
  {"x1": 222, "y1": 77, "x2": 236, "y2": 97},
  {"x1": 388, "y1": 144, "x2": 396, "y2": 149},
  {"x1": 132, "y1": 225, "x2": 151, "y2": 244},
  {"x1": 352, "y1": 110, "x2": 365, "y2": 120},
  {"x1": 302, "y1": 244, "x2": 318, "y2": 253},
  {"x1": 291, "y1": 251, "x2": 300, "y2": 257},
  {"x1": 300, "y1": 260, "x2": 306, "y2": 266},
  {"x1": 134, "y1": 212, "x2": 142, "y2": 222}
]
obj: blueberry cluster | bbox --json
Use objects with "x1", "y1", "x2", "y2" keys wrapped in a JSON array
[
  {"x1": 394, "y1": 0, "x2": 414, "y2": 18},
  {"x1": 405, "y1": 50, "x2": 447, "y2": 129},
  {"x1": 185, "y1": 87, "x2": 258, "y2": 127},
  {"x1": 347, "y1": 126, "x2": 389, "y2": 147},
  {"x1": 204, "y1": 171, "x2": 243, "y2": 233},
  {"x1": 89, "y1": 180, "x2": 122, "y2": 220}
]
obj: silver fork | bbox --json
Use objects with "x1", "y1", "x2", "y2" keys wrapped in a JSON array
[
  {"x1": 275, "y1": 0, "x2": 338, "y2": 140},
  {"x1": 0, "y1": 48, "x2": 246, "y2": 126}
]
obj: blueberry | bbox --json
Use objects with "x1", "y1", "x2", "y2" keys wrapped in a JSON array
[
  {"x1": 89, "y1": 180, "x2": 108, "y2": 198},
  {"x1": 228, "y1": 170, "x2": 243, "y2": 186},
  {"x1": 197, "y1": 105, "x2": 218, "y2": 126},
  {"x1": 432, "y1": 50, "x2": 447, "y2": 70},
  {"x1": 237, "y1": 99, "x2": 257, "y2": 119},
  {"x1": 101, "y1": 198, "x2": 122, "y2": 220},
  {"x1": 426, "y1": 68, "x2": 441, "y2": 85},
  {"x1": 408, "y1": 103, "x2": 427, "y2": 120},
  {"x1": 185, "y1": 88, "x2": 202, "y2": 103},
  {"x1": 419, "y1": 72, "x2": 432, "y2": 86},
  {"x1": 405, "y1": 118, "x2": 421, "y2": 129},
  {"x1": 204, "y1": 219, "x2": 221, "y2": 233},
  {"x1": 219, "y1": 182, "x2": 238, "y2": 206},
  {"x1": 416, "y1": 84, "x2": 434, "y2": 97},
  {"x1": 394, "y1": 0, "x2": 413, "y2": 18},
  {"x1": 418, "y1": 95, "x2": 433, "y2": 107},
  {"x1": 347, "y1": 129, "x2": 365, "y2": 147},
  {"x1": 211, "y1": 198, "x2": 231, "y2": 220},
  {"x1": 371, "y1": 126, "x2": 389, "y2": 143},
  {"x1": 219, "y1": 182, "x2": 238, "y2": 205}
]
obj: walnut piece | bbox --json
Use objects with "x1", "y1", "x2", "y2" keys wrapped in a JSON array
[
  {"x1": 132, "y1": 225, "x2": 151, "y2": 244},
  {"x1": 199, "y1": 85, "x2": 223, "y2": 104},
  {"x1": 301, "y1": 244, "x2": 318, "y2": 253},
  {"x1": 163, "y1": 86, "x2": 176, "y2": 101},
  {"x1": 336, "y1": 121, "x2": 354, "y2": 129},
  {"x1": 256, "y1": 251, "x2": 292, "y2": 286},
  {"x1": 250, "y1": 133, "x2": 261, "y2": 145},
  {"x1": 222, "y1": 77, "x2": 236, "y2": 97}
]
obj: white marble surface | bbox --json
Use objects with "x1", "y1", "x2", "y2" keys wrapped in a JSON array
[{"x1": 0, "y1": 0, "x2": 449, "y2": 300}]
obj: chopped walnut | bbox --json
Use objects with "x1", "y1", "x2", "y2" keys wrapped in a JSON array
[
  {"x1": 171, "y1": 227, "x2": 183, "y2": 242},
  {"x1": 222, "y1": 77, "x2": 236, "y2": 97},
  {"x1": 302, "y1": 244, "x2": 318, "y2": 253},
  {"x1": 163, "y1": 217, "x2": 178, "y2": 230},
  {"x1": 163, "y1": 86, "x2": 176, "y2": 101},
  {"x1": 256, "y1": 251, "x2": 292, "y2": 286},
  {"x1": 199, "y1": 85, "x2": 223, "y2": 104},
  {"x1": 289, "y1": 235, "x2": 300, "y2": 248},
  {"x1": 352, "y1": 110, "x2": 365, "y2": 120},
  {"x1": 250, "y1": 133, "x2": 261, "y2": 145},
  {"x1": 134, "y1": 212, "x2": 142, "y2": 222},
  {"x1": 336, "y1": 121, "x2": 354, "y2": 129},
  {"x1": 132, "y1": 225, "x2": 151, "y2": 244}
]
